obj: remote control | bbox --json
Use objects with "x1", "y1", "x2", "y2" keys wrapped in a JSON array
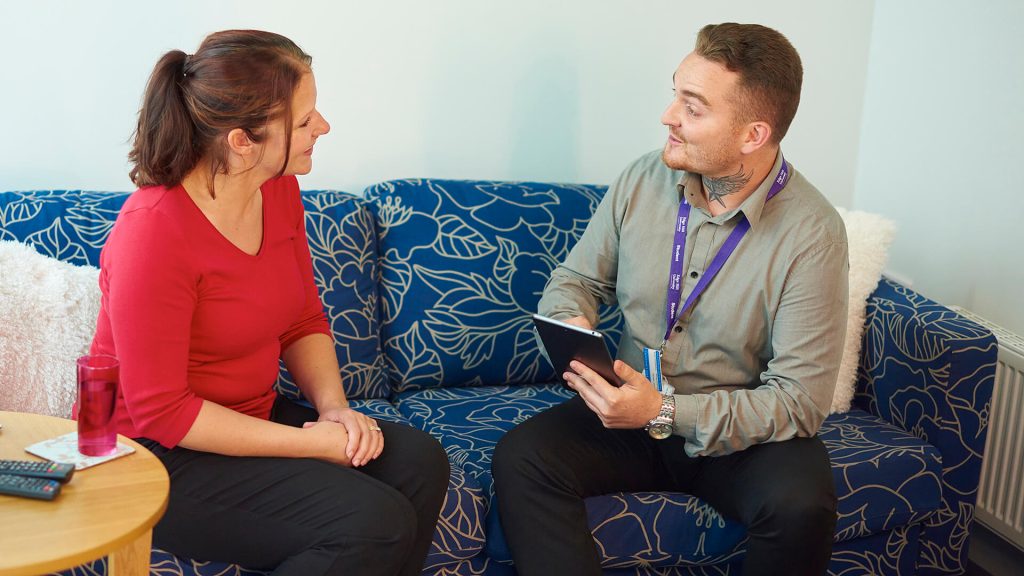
[
  {"x1": 0, "y1": 459, "x2": 75, "y2": 483},
  {"x1": 0, "y1": 473, "x2": 62, "y2": 501}
]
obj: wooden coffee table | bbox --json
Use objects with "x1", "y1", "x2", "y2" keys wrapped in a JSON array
[{"x1": 0, "y1": 411, "x2": 169, "y2": 576}]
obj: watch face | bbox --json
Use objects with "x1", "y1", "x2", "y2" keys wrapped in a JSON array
[{"x1": 649, "y1": 423, "x2": 672, "y2": 440}]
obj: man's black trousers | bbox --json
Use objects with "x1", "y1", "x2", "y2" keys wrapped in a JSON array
[{"x1": 492, "y1": 395, "x2": 836, "y2": 576}]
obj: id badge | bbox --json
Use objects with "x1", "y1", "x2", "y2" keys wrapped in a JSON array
[{"x1": 642, "y1": 347, "x2": 675, "y2": 395}]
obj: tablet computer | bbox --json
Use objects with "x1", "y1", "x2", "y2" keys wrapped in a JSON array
[{"x1": 532, "y1": 314, "x2": 623, "y2": 386}]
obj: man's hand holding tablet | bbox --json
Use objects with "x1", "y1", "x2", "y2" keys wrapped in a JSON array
[{"x1": 532, "y1": 314, "x2": 664, "y2": 430}]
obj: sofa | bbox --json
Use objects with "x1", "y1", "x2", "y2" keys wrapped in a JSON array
[{"x1": 0, "y1": 180, "x2": 998, "y2": 576}]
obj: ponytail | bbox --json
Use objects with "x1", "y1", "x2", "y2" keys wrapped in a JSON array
[{"x1": 128, "y1": 50, "x2": 201, "y2": 187}]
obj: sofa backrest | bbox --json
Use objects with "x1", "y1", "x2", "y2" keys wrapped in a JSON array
[
  {"x1": 278, "y1": 191, "x2": 389, "y2": 400},
  {"x1": 0, "y1": 190, "x2": 128, "y2": 267},
  {"x1": 365, "y1": 179, "x2": 625, "y2": 393},
  {"x1": 0, "y1": 189, "x2": 389, "y2": 401}
]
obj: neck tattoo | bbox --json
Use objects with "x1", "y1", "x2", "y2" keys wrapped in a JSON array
[{"x1": 702, "y1": 165, "x2": 752, "y2": 208}]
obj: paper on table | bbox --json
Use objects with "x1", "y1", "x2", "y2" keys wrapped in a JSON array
[{"x1": 24, "y1": 432, "x2": 135, "y2": 470}]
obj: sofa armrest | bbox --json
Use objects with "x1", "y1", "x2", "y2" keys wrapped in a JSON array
[{"x1": 855, "y1": 277, "x2": 998, "y2": 574}]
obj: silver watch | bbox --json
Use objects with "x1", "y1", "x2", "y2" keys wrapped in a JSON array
[{"x1": 646, "y1": 394, "x2": 676, "y2": 440}]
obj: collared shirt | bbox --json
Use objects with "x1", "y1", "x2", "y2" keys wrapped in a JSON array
[{"x1": 539, "y1": 149, "x2": 849, "y2": 457}]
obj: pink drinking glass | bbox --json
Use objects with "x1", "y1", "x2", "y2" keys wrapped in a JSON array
[{"x1": 76, "y1": 354, "x2": 119, "y2": 456}]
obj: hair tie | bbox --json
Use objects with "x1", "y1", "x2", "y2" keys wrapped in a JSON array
[{"x1": 182, "y1": 53, "x2": 193, "y2": 77}]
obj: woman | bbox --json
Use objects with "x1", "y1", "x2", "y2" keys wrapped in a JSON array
[{"x1": 88, "y1": 30, "x2": 449, "y2": 575}]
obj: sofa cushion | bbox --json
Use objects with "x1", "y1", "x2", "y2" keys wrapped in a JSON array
[
  {"x1": 365, "y1": 179, "x2": 625, "y2": 393},
  {"x1": 395, "y1": 383, "x2": 575, "y2": 560},
  {"x1": 396, "y1": 384, "x2": 575, "y2": 492},
  {"x1": 350, "y1": 398, "x2": 487, "y2": 570},
  {"x1": 0, "y1": 241, "x2": 99, "y2": 418},
  {"x1": 830, "y1": 208, "x2": 896, "y2": 414},
  {"x1": 0, "y1": 190, "x2": 128, "y2": 266},
  {"x1": 592, "y1": 410, "x2": 941, "y2": 568},
  {"x1": 273, "y1": 191, "x2": 389, "y2": 400},
  {"x1": 0, "y1": 189, "x2": 387, "y2": 401},
  {"x1": 398, "y1": 383, "x2": 943, "y2": 567}
]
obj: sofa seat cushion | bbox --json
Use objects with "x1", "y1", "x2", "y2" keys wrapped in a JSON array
[
  {"x1": 57, "y1": 553, "x2": 269, "y2": 576},
  {"x1": 350, "y1": 399, "x2": 488, "y2": 569},
  {"x1": 587, "y1": 409, "x2": 943, "y2": 568},
  {"x1": 396, "y1": 383, "x2": 575, "y2": 493},
  {"x1": 396, "y1": 383, "x2": 576, "y2": 560},
  {"x1": 398, "y1": 384, "x2": 943, "y2": 567}
]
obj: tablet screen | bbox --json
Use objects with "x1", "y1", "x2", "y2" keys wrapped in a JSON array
[{"x1": 532, "y1": 314, "x2": 623, "y2": 386}]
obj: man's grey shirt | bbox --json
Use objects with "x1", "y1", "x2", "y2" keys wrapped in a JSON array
[{"x1": 539, "y1": 149, "x2": 849, "y2": 457}]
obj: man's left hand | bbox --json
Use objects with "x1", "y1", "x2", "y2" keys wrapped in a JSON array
[{"x1": 564, "y1": 360, "x2": 663, "y2": 429}]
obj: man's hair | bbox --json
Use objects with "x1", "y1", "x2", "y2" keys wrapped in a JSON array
[{"x1": 694, "y1": 23, "x2": 802, "y2": 143}]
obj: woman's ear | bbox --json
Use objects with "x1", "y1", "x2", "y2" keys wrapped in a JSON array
[{"x1": 225, "y1": 128, "x2": 254, "y2": 156}]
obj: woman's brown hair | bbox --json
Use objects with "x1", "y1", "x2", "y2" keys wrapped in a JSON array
[{"x1": 128, "y1": 30, "x2": 312, "y2": 193}]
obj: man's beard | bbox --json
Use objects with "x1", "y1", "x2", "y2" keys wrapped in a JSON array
[{"x1": 661, "y1": 137, "x2": 735, "y2": 176}]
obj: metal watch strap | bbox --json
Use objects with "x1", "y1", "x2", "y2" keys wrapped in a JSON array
[{"x1": 646, "y1": 394, "x2": 675, "y2": 430}]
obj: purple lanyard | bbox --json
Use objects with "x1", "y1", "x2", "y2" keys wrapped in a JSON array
[{"x1": 663, "y1": 157, "x2": 790, "y2": 340}]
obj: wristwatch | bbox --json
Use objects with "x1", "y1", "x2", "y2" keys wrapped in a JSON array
[{"x1": 646, "y1": 394, "x2": 676, "y2": 440}]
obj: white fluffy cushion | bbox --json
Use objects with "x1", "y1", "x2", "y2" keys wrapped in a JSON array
[
  {"x1": 831, "y1": 208, "x2": 897, "y2": 413},
  {"x1": 0, "y1": 241, "x2": 100, "y2": 417}
]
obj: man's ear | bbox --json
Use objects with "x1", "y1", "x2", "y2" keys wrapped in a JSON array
[
  {"x1": 225, "y1": 128, "x2": 255, "y2": 156},
  {"x1": 739, "y1": 121, "x2": 773, "y2": 155}
]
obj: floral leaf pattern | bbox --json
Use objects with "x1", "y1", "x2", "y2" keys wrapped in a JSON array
[
  {"x1": 272, "y1": 191, "x2": 389, "y2": 401},
  {"x1": 384, "y1": 322, "x2": 445, "y2": 391},
  {"x1": 436, "y1": 214, "x2": 497, "y2": 260},
  {"x1": 854, "y1": 278, "x2": 998, "y2": 575},
  {"x1": 365, "y1": 179, "x2": 624, "y2": 393},
  {"x1": 0, "y1": 190, "x2": 130, "y2": 265}
]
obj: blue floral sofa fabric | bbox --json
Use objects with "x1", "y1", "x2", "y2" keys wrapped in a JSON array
[
  {"x1": 0, "y1": 181, "x2": 997, "y2": 576},
  {"x1": 364, "y1": 179, "x2": 626, "y2": 394}
]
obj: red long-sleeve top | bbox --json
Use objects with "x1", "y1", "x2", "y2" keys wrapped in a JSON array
[{"x1": 88, "y1": 176, "x2": 331, "y2": 448}]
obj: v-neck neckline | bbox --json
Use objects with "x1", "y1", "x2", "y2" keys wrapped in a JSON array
[{"x1": 179, "y1": 184, "x2": 267, "y2": 258}]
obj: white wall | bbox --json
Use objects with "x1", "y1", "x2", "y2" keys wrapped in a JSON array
[
  {"x1": 9, "y1": 2, "x2": 1017, "y2": 335},
  {"x1": 0, "y1": 0, "x2": 871, "y2": 208},
  {"x1": 855, "y1": 0, "x2": 1024, "y2": 336}
]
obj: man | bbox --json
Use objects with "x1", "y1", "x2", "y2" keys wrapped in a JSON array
[{"x1": 492, "y1": 23, "x2": 848, "y2": 576}]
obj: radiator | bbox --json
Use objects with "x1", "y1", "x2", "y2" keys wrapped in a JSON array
[{"x1": 954, "y1": 306, "x2": 1024, "y2": 551}]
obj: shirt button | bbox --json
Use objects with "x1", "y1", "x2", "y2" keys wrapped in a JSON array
[
  {"x1": 689, "y1": 270, "x2": 699, "y2": 279},
  {"x1": 673, "y1": 325, "x2": 683, "y2": 333}
]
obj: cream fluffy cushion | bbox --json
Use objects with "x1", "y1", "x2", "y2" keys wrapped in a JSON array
[
  {"x1": 0, "y1": 241, "x2": 100, "y2": 417},
  {"x1": 831, "y1": 208, "x2": 897, "y2": 413}
]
